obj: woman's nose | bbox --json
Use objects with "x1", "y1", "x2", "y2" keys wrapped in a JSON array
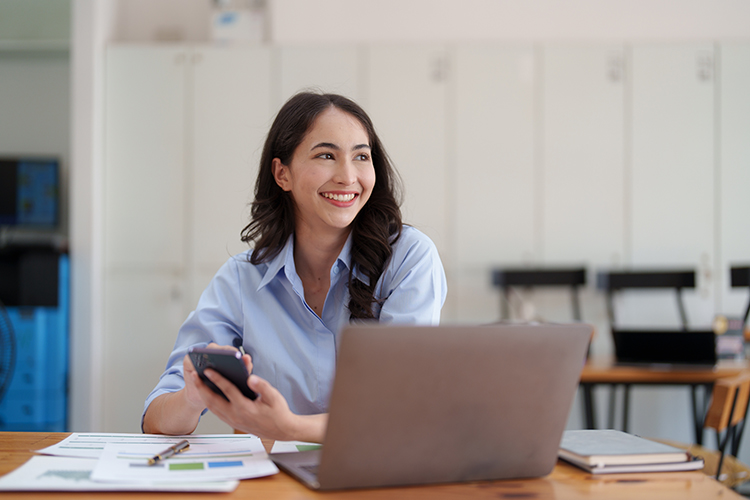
[{"x1": 333, "y1": 159, "x2": 357, "y2": 185}]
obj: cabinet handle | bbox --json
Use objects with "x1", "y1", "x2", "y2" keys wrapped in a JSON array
[
  {"x1": 696, "y1": 51, "x2": 713, "y2": 82},
  {"x1": 431, "y1": 56, "x2": 448, "y2": 83},
  {"x1": 607, "y1": 51, "x2": 624, "y2": 83}
]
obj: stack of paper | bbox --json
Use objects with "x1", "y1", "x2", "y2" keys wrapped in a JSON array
[
  {"x1": 559, "y1": 429, "x2": 704, "y2": 474},
  {"x1": 0, "y1": 433, "x2": 278, "y2": 492}
]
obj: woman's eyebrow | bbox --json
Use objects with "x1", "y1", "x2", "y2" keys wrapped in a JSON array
[
  {"x1": 311, "y1": 142, "x2": 339, "y2": 151},
  {"x1": 311, "y1": 142, "x2": 371, "y2": 151}
]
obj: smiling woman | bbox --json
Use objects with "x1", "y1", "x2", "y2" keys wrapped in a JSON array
[{"x1": 141, "y1": 92, "x2": 447, "y2": 442}]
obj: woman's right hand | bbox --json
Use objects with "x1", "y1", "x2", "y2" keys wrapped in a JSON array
[{"x1": 182, "y1": 342, "x2": 253, "y2": 410}]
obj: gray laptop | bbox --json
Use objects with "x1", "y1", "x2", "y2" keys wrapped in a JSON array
[{"x1": 271, "y1": 323, "x2": 591, "y2": 490}]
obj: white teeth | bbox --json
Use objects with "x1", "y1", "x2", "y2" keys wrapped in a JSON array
[{"x1": 323, "y1": 193, "x2": 355, "y2": 202}]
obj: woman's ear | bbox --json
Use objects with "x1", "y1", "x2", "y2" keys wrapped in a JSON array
[{"x1": 272, "y1": 158, "x2": 292, "y2": 191}]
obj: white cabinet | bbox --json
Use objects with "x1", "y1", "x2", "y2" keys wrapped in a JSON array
[
  {"x1": 627, "y1": 44, "x2": 716, "y2": 327},
  {"x1": 104, "y1": 47, "x2": 187, "y2": 271},
  {"x1": 189, "y1": 46, "x2": 273, "y2": 306},
  {"x1": 454, "y1": 45, "x2": 536, "y2": 267},
  {"x1": 365, "y1": 45, "x2": 451, "y2": 261},
  {"x1": 542, "y1": 45, "x2": 626, "y2": 268},
  {"x1": 451, "y1": 45, "x2": 535, "y2": 322},
  {"x1": 104, "y1": 46, "x2": 190, "y2": 433},
  {"x1": 719, "y1": 43, "x2": 750, "y2": 316},
  {"x1": 103, "y1": 45, "x2": 272, "y2": 432},
  {"x1": 102, "y1": 272, "x2": 186, "y2": 432}
]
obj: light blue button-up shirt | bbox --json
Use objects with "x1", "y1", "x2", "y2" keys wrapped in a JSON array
[{"x1": 143, "y1": 225, "x2": 447, "y2": 420}]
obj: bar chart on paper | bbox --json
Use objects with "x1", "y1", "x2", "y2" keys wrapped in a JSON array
[
  {"x1": 33, "y1": 433, "x2": 278, "y2": 483},
  {"x1": 91, "y1": 440, "x2": 278, "y2": 483}
]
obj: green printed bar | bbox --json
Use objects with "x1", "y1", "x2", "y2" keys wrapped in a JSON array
[
  {"x1": 169, "y1": 462, "x2": 204, "y2": 471},
  {"x1": 296, "y1": 444, "x2": 322, "y2": 452}
]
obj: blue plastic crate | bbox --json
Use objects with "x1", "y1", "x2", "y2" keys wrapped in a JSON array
[{"x1": 0, "y1": 254, "x2": 68, "y2": 431}]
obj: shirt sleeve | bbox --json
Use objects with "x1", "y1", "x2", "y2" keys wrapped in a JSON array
[
  {"x1": 141, "y1": 256, "x2": 246, "y2": 429},
  {"x1": 376, "y1": 227, "x2": 447, "y2": 324}
]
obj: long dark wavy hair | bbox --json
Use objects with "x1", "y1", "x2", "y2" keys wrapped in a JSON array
[{"x1": 241, "y1": 92, "x2": 403, "y2": 320}]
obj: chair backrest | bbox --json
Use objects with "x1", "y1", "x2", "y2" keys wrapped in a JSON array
[
  {"x1": 492, "y1": 267, "x2": 586, "y2": 321},
  {"x1": 596, "y1": 270, "x2": 696, "y2": 329},
  {"x1": 730, "y1": 266, "x2": 750, "y2": 326},
  {"x1": 705, "y1": 374, "x2": 750, "y2": 433}
]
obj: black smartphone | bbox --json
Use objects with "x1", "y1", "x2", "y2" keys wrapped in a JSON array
[{"x1": 188, "y1": 346, "x2": 258, "y2": 401}]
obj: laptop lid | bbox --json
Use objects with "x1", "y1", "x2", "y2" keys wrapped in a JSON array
[
  {"x1": 273, "y1": 323, "x2": 591, "y2": 490},
  {"x1": 612, "y1": 329, "x2": 717, "y2": 367}
]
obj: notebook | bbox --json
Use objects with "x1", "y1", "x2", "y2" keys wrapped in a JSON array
[
  {"x1": 271, "y1": 323, "x2": 591, "y2": 490},
  {"x1": 612, "y1": 329, "x2": 717, "y2": 367},
  {"x1": 559, "y1": 429, "x2": 703, "y2": 474}
]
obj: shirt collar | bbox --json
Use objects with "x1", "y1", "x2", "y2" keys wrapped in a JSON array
[
  {"x1": 257, "y1": 231, "x2": 370, "y2": 289},
  {"x1": 258, "y1": 234, "x2": 295, "y2": 290}
]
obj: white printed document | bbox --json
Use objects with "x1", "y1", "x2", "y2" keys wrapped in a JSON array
[
  {"x1": 90, "y1": 438, "x2": 278, "y2": 483},
  {"x1": 37, "y1": 432, "x2": 266, "y2": 459},
  {"x1": 0, "y1": 456, "x2": 239, "y2": 492},
  {"x1": 271, "y1": 440, "x2": 322, "y2": 453}
]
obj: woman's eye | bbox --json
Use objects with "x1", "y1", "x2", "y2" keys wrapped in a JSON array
[
  {"x1": 355, "y1": 153, "x2": 370, "y2": 161},
  {"x1": 317, "y1": 152, "x2": 334, "y2": 160}
]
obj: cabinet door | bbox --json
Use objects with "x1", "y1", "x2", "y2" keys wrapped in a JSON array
[
  {"x1": 104, "y1": 46, "x2": 187, "y2": 271},
  {"x1": 365, "y1": 45, "x2": 450, "y2": 259},
  {"x1": 102, "y1": 271, "x2": 186, "y2": 432},
  {"x1": 628, "y1": 44, "x2": 715, "y2": 327},
  {"x1": 452, "y1": 45, "x2": 535, "y2": 323},
  {"x1": 719, "y1": 43, "x2": 750, "y2": 316},
  {"x1": 189, "y1": 46, "x2": 273, "y2": 288},
  {"x1": 542, "y1": 45, "x2": 625, "y2": 268},
  {"x1": 278, "y1": 45, "x2": 361, "y2": 107}
]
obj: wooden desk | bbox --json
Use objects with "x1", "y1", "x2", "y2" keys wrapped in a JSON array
[
  {"x1": 580, "y1": 357, "x2": 750, "y2": 443},
  {"x1": 0, "y1": 432, "x2": 742, "y2": 499}
]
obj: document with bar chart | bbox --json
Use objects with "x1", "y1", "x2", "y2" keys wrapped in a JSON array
[{"x1": 89, "y1": 437, "x2": 278, "y2": 483}]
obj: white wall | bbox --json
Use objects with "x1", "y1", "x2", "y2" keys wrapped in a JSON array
[
  {"x1": 269, "y1": 0, "x2": 750, "y2": 43},
  {"x1": 110, "y1": 0, "x2": 750, "y2": 43}
]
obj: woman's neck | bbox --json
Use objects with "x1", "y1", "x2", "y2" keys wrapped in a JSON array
[{"x1": 293, "y1": 224, "x2": 351, "y2": 285}]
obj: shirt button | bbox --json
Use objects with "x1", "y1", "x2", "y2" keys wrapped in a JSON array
[{"x1": 333, "y1": 267, "x2": 339, "y2": 275}]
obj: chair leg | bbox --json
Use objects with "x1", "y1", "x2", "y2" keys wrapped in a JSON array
[
  {"x1": 716, "y1": 430, "x2": 727, "y2": 481},
  {"x1": 730, "y1": 394, "x2": 750, "y2": 457},
  {"x1": 622, "y1": 384, "x2": 631, "y2": 433},
  {"x1": 608, "y1": 384, "x2": 617, "y2": 429},
  {"x1": 581, "y1": 384, "x2": 597, "y2": 429},
  {"x1": 714, "y1": 390, "x2": 740, "y2": 481}
]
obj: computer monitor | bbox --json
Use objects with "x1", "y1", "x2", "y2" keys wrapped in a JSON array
[{"x1": 0, "y1": 158, "x2": 59, "y2": 228}]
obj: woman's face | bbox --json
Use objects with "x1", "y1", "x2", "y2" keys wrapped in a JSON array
[{"x1": 273, "y1": 107, "x2": 376, "y2": 237}]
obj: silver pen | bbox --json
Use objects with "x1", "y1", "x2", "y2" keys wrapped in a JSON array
[{"x1": 147, "y1": 439, "x2": 190, "y2": 466}]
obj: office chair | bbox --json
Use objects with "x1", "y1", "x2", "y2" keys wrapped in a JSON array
[
  {"x1": 649, "y1": 373, "x2": 750, "y2": 488},
  {"x1": 492, "y1": 267, "x2": 587, "y2": 321},
  {"x1": 596, "y1": 270, "x2": 711, "y2": 441},
  {"x1": 730, "y1": 266, "x2": 750, "y2": 327},
  {"x1": 705, "y1": 373, "x2": 750, "y2": 482}
]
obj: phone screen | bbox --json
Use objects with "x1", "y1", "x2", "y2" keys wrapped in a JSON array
[{"x1": 188, "y1": 347, "x2": 258, "y2": 401}]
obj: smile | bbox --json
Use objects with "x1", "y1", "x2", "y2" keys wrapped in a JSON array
[{"x1": 322, "y1": 193, "x2": 357, "y2": 202}]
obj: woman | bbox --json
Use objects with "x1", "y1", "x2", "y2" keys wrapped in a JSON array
[{"x1": 142, "y1": 92, "x2": 446, "y2": 442}]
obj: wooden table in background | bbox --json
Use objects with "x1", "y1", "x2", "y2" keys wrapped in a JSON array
[
  {"x1": 0, "y1": 432, "x2": 742, "y2": 499},
  {"x1": 580, "y1": 357, "x2": 750, "y2": 443}
]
